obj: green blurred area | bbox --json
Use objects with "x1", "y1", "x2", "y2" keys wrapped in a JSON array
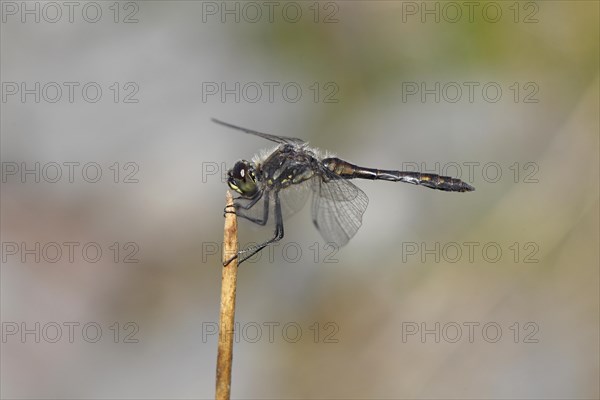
[{"x1": 242, "y1": 2, "x2": 598, "y2": 111}]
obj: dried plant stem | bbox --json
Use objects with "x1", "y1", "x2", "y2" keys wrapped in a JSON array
[{"x1": 216, "y1": 192, "x2": 238, "y2": 400}]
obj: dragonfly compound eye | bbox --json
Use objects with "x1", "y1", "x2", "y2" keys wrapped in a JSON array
[{"x1": 228, "y1": 161, "x2": 258, "y2": 197}]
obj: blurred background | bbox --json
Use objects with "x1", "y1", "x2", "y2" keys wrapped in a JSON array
[{"x1": 1, "y1": 1, "x2": 598, "y2": 398}]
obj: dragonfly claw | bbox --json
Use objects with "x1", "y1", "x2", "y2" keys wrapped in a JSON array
[{"x1": 223, "y1": 204, "x2": 237, "y2": 217}]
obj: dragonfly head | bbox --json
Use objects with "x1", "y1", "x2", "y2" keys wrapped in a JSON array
[{"x1": 227, "y1": 160, "x2": 258, "y2": 198}]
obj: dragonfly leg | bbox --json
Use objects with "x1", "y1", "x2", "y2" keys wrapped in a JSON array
[
  {"x1": 235, "y1": 193, "x2": 269, "y2": 226},
  {"x1": 232, "y1": 191, "x2": 284, "y2": 265},
  {"x1": 223, "y1": 191, "x2": 263, "y2": 216},
  {"x1": 223, "y1": 203, "x2": 236, "y2": 215}
]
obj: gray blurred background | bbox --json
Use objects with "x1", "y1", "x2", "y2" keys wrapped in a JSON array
[{"x1": 1, "y1": 1, "x2": 598, "y2": 399}]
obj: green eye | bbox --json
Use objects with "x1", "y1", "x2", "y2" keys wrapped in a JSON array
[
  {"x1": 228, "y1": 161, "x2": 258, "y2": 197},
  {"x1": 239, "y1": 180, "x2": 256, "y2": 193}
]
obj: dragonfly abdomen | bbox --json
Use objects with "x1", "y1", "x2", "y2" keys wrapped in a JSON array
[{"x1": 322, "y1": 157, "x2": 474, "y2": 192}]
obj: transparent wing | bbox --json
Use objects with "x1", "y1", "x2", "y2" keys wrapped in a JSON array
[
  {"x1": 212, "y1": 118, "x2": 306, "y2": 145},
  {"x1": 311, "y1": 174, "x2": 369, "y2": 247},
  {"x1": 278, "y1": 179, "x2": 312, "y2": 220}
]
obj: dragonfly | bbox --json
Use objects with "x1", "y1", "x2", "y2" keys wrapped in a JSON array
[{"x1": 214, "y1": 118, "x2": 474, "y2": 265}]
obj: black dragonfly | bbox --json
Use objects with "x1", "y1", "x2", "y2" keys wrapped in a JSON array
[{"x1": 214, "y1": 119, "x2": 474, "y2": 265}]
